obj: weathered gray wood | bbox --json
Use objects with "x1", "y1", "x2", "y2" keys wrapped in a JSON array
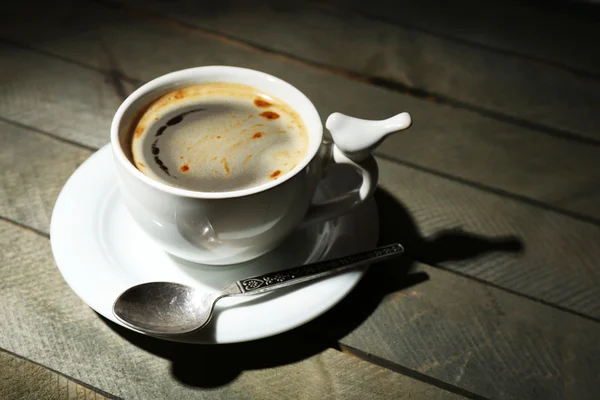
[
  {"x1": 1, "y1": 1, "x2": 599, "y2": 222},
  {"x1": 0, "y1": 120, "x2": 91, "y2": 232},
  {"x1": 374, "y1": 157, "x2": 600, "y2": 320},
  {"x1": 326, "y1": 0, "x2": 600, "y2": 77},
  {"x1": 0, "y1": 43, "x2": 135, "y2": 149},
  {"x1": 337, "y1": 261, "x2": 600, "y2": 400},
  {"x1": 0, "y1": 221, "x2": 460, "y2": 400},
  {"x1": 0, "y1": 349, "x2": 113, "y2": 400},
  {"x1": 4, "y1": 0, "x2": 600, "y2": 142},
  {"x1": 3, "y1": 125, "x2": 600, "y2": 399},
  {"x1": 5, "y1": 122, "x2": 600, "y2": 324},
  {"x1": 102, "y1": 0, "x2": 600, "y2": 141},
  {"x1": 1, "y1": 218, "x2": 599, "y2": 400},
  {"x1": 0, "y1": 1, "x2": 599, "y2": 316},
  {"x1": 1, "y1": 3, "x2": 599, "y2": 398}
]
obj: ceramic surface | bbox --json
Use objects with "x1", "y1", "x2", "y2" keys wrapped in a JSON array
[
  {"x1": 111, "y1": 66, "x2": 407, "y2": 264},
  {"x1": 51, "y1": 145, "x2": 379, "y2": 343}
]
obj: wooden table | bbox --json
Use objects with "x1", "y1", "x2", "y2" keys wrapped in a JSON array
[{"x1": 1, "y1": 0, "x2": 599, "y2": 398}]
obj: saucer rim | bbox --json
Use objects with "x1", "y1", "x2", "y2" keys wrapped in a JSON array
[{"x1": 50, "y1": 145, "x2": 378, "y2": 343}]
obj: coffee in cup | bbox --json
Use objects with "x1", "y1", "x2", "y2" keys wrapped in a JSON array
[{"x1": 130, "y1": 83, "x2": 309, "y2": 192}]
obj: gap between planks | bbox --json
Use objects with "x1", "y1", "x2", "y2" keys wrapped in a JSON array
[
  {"x1": 9, "y1": 193, "x2": 597, "y2": 327},
  {"x1": 3, "y1": 3, "x2": 600, "y2": 325},
  {"x1": 0, "y1": 37, "x2": 143, "y2": 88},
  {"x1": 3, "y1": 120, "x2": 600, "y2": 326},
  {"x1": 0, "y1": 217, "x2": 478, "y2": 398},
  {"x1": 2, "y1": 3, "x2": 597, "y2": 147},
  {"x1": 79, "y1": 0, "x2": 600, "y2": 148},
  {"x1": 340, "y1": 344, "x2": 490, "y2": 400},
  {"x1": 0, "y1": 347, "x2": 122, "y2": 400},
  {"x1": 374, "y1": 153, "x2": 600, "y2": 228},
  {"x1": 3, "y1": 111, "x2": 600, "y2": 230},
  {"x1": 4, "y1": 120, "x2": 600, "y2": 395},
  {"x1": 0, "y1": 116, "x2": 97, "y2": 153},
  {"x1": 2, "y1": 213, "x2": 593, "y2": 400},
  {"x1": 318, "y1": 1, "x2": 600, "y2": 81},
  {"x1": 0, "y1": 215, "x2": 49, "y2": 239}
]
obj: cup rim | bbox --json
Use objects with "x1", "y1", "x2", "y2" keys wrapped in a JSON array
[{"x1": 110, "y1": 66, "x2": 323, "y2": 199}]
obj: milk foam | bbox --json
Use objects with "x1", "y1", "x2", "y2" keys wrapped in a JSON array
[{"x1": 130, "y1": 83, "x2": 309, "y2": 192}]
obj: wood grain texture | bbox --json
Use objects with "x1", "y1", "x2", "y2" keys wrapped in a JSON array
[
  {"x1": 105, "y1": 0, "x2": 600, "y2": 141},
  {"x1": 337, "y1": 263, "x2": 600, "y2": 400},
  {"x1": 2, "y1": 127, "x2": 600, "y2": 399},
  {"x1": 4, "y1": 122, "x2": 600, "y2": 323},
  {"x1": 0, "y1": 349, "x2": 114, "y2": 400},
  {"x1": 0, "y1": 2, "x2": 599, "y2": 398},
  {"x1": 1, "y1": 0, "x2": 599, "y2": 221},
  {"x1": 1, "y1": 216, "x2": 599, "y2": 400},
  {"x1": 0, "y1": 220, "x2": 460, "y2": 400},
  {"x1": 0, "y1": 42, "x2": 135, "y2": 149},
  {"x1": 0, "y1": 0, "x2": 598, "y2": 316},
  {"x1": 374, "y1": 157, "x2": 600, "y2": 320},
  {"x1": 0, "y1": 120, "x2": 91, "y2": 233},
  {"x1": 326, "y1": 0, "x2": 600, "y2": 77},
  {"x1": 4, "y1": 0, "x2": 600, "y2": 143}
]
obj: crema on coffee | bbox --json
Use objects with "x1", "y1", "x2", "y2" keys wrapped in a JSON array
[{"x1": 130, "y1": 83, "x2": 309, "y2": 192}]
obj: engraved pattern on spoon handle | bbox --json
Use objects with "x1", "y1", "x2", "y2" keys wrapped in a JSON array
[{"x1": 235, "y1": 243, "x2": 403, "y2": 295}]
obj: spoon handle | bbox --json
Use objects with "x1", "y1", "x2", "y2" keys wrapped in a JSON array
[{"x1": 233, "y1": 243, "x2": 403, "y2": 295}]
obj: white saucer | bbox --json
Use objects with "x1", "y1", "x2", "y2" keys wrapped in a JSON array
[{"x1": 51, "y1": 145, "x2": 378, "y2": 344}]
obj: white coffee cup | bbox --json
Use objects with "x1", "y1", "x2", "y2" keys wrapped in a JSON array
[{"x1": 111, "y1": 66, "x2": 411, "y2": 265}]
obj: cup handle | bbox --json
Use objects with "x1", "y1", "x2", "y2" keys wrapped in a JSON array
[{"x1": 302, "y1": 111, "x2": 412, "y2": 225}]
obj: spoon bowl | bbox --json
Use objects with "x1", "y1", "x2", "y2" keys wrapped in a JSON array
[
  {"x1": 113, "y1": 243, "x2": 403, "y2": 335},
  {"x1": 113, "y1": 282, "x2": 208, "y2": 335}
]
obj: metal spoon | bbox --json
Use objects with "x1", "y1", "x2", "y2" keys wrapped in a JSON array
[{"x1": 113, "y1": 243, "x2": 403, "y2": 335}]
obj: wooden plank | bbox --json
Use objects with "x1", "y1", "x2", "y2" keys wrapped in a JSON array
[
  {"x1": 5, "y1": 120, "x2": 600, "y2": 323},
  {"x1": 0, "y1": 4, "x2": 599, "y2": 397},
  {"x1": 0, "y1": 120, "x2": 90, "y2": 233},
  {"x1": 1, "y1": 1, "x2": 600, "y2": 222},
  {"x1": 374, "y1": 157, "x2": 600, "y2": 320},
  {"x1": 335, "y1": 260, "x2": 600, "y2": 400},
  {"x1": 1, "y1": 216, "x2": 599, "y2": 400},
  {"x1": 0, "y1": 221, "x2": 460, "y2": 400},
  {"x1": 101, "y1": 0, "x2": 600, "y2": 142},
  {"x1": 0, "y1": 43, "x2": 135, "y2": 149},
  {"x1": 2, "y1": 126, "x2": 600, "y2": 399},
  {"x1": 4, "y1": 1, "x2": 600, "y2": 142},
  {"x1": 0, "y1": 2, "x2": 599, "y2": 318},
  {"x1": 326, "y1": 0, "x2": 600, "y2": 77},
  {"x1": 0, "y1": 348, "x2": 114, "y2": 400}
]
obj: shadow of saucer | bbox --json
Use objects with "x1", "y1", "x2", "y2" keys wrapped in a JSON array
[{"x1": 100, "y1": 187, "x2": 523, "y2": 388}]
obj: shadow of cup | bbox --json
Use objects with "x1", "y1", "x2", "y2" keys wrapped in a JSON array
[{"x1": 101, "y1": 187, "x2": 523, "y2": 388}]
